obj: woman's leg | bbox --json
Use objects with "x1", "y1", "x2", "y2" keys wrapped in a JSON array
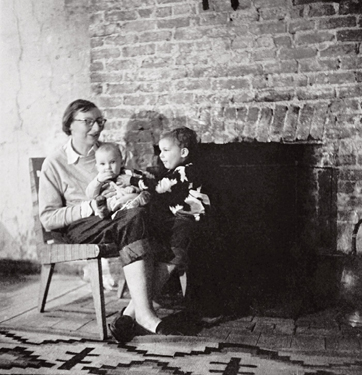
[
  {"x1": 122, "y1": 257, "x2": 162, "y2": 333},
  {"x1": 123, "y1": 215, "x2": 192, "y2": 319},
  {"x1": 123, "y1": 262, "x2": 176, "y2": 319}
]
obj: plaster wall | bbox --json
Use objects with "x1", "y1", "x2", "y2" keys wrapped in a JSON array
[{"x1": 0, "y1": 0, "x2": 92, "y2": 259}]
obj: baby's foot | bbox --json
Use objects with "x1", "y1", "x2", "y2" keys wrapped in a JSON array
[
  {"x1": 101, "y1": 258, "x2": 115, "y2": 290},
  {"x1": 103, "y1": 274, "x2": 115, "y2": 290}
]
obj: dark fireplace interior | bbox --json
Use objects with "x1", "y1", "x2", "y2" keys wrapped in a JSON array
[{"x1": 174, "y1": 142, "x2": 341, "y2": 318}]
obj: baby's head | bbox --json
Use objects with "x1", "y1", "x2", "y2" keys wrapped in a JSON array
[
  {"x1": 158, "y1": 127, "x2": 199, "y2": 170},
  {"x1": 95, "y1": 143, "x2": 123, "y2": 177}
]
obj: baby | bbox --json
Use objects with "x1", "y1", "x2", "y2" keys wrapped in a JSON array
[
  {"x1": 85, "y1": 143, "x2": 151, "y2": 290},
  {"x1": 86, "y1": 142, "x2": 149, "y2": 219}
]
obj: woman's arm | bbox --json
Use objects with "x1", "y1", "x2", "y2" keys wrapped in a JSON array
[{"x1": 39, "y1": 160, "x2": 94, "y2": 231}]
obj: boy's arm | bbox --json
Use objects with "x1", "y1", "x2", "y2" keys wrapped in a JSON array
[{"x1": 116, "y1": 170, "x2": 159, "y2": 192}]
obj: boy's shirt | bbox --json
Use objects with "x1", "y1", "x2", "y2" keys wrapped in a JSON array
[{"x1": 130, "y1": 162, "x2": 210, "y2": 221}]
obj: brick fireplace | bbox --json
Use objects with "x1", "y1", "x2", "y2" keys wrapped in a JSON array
[{"x1": 87, "y1": 0, "x2": 362, "y2": 314}]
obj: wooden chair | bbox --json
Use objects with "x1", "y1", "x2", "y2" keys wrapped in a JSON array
[{"x1": 30, "y1": 157, "x2": 186, "y2": 340}]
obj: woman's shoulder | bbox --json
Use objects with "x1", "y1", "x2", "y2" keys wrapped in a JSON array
[{"x1": 42, "y1": 145, "x2": 67, "y2": 171}]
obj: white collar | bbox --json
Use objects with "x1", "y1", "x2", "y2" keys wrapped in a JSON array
[{"x1": 63, "y1": 138, "x2": 98, "y2": 164}]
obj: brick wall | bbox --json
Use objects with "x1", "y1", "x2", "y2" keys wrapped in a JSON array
[{"x1": 89, "y1": 0, "x2": 362, "y2": 252}]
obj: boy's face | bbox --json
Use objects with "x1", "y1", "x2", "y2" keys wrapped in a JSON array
[
  {"x1": 96, "y1": 149, "x2": 123, "y2": 177},
  {"x1": 159, "y1": 137, "x2": 187, "y2": 170}
]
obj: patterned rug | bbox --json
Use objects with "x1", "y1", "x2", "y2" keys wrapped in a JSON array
[{"x1": 1, "y1": 329, "x2": 362, "y2": 375}]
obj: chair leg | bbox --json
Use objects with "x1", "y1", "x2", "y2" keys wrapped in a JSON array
[
  {"x1": 179, "y1": 272, "x2": 187, "y2": 297},
  {"x1": 87, "y1": 258, "x2": 107, "y2": 340},
  {"x1": 117, "y1": 278, "x2": 127, "y2": 299},
  {"x1": 38, "y1": 263, "x2": 55, "y2": 312}
]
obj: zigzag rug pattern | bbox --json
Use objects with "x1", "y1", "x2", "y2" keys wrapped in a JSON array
[{"x1": 1, "y1": 330, "x2": 362, "y2": 375}]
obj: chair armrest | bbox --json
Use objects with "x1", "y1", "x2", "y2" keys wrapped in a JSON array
[{"x1": 40, "y1": 243, "x2": 119, "y2": 263}]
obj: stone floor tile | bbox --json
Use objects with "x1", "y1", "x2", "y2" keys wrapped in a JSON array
[
  {"x1": 295, "y1": 326, "x2": 313, "y2": 335},
  {"x1": 273, "y1": 322, "x2": 295, "y2": 335},
  {"x1": 290, "y1": 335, "x2": 325, "y2": 351},
  {"x1": 226, "y1": 332, "x2": 260, "y2": 346},
  {"x1": 253, "y1": 321, "x2": 276, "y2": 333},
  {"x1": 257, "y1": 333, "x2": 292, "y2": 350},
  {"x1": 325, "y1": 335, "x2": 340, "y2": 351},
  {"x1": 338, "y1": 336, "x2": 361, "y2": 351},
  {"x1": 198, "y1": 326, "x2": 230, "y2": 341},
  {"x1": 233, "y1": 315, "x2": 254, "y2": 322},
  {"x1": 219, "y1": 319, "x2": 255, "y2": 330}
]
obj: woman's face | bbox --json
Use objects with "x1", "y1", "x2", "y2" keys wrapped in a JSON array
[{"x1": 69, "y1": 107, "x2": 104, "y2": 148}]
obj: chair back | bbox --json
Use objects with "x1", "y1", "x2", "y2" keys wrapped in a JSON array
[{"x1": 29, "y1": 158, "x2": 53, "y2": 244}]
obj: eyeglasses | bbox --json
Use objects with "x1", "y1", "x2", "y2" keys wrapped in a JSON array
[{"x1": 73, "y1": 118, "x2": 107, "y2": 128}]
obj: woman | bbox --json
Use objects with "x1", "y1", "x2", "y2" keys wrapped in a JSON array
[{"x1": 39, "y1": 99, "x2": 178, "y2": 342}]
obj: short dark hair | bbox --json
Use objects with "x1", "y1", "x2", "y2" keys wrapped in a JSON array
[
  {"x1": 160, "y1": 127, "x2": 199, "y2": 160},
  {"x1": 96, "y1": 142, "x2": 123, "y2": 160},
  {"x1": 62, "y1": 99, "x2": 98, "y2": 136}
]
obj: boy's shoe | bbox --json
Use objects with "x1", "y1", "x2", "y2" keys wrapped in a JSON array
[{"x1": 95, "y1": 195, "x2": 110, "y2": 219}]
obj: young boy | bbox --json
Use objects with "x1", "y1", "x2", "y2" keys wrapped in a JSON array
[
  {"x1": 86, "y1": 142, "x2": 149, "y2": 219},
  {"x1": 119, "y1": 127, "x2": 210, "y2": 274}
]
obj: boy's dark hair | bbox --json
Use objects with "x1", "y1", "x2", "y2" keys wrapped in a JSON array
[
  {"x1": 96, "y1": 142, "x2": 123, "y2": 160},
  {"x1": 160, "y1": 127, "x2": 199, "y2": 160},
  {"x1": 62, "y1": 99, "x2": 97, "y2": 136}
]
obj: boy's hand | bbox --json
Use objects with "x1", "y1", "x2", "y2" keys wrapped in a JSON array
[
  {"x1": 97, "y1": 172, "x2": 115, "y2": 183},
  {"x1": 116, "y1": 174, "x2": 131, "y2": 187},
  {"x1": 124, "y1": 186, "x2": 137, "y2": 193}
]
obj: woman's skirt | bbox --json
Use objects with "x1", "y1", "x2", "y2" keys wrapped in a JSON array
[{"x1": 52, "y1": 207, "x2": 158, "y2": 266}]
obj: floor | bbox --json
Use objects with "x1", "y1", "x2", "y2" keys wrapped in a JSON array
[{"x1": 1, "y1": 272, "x2": 362, "y2": 375}]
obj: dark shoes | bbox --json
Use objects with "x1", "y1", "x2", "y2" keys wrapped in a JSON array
[
  {"x1": 156, "y1": 319, "x2": 184, "y2": 335},
  {"x1": 135, "y1": 319, "x2": 184, "y2": 336},
  {"x1": 109, "y1": 311, "x2": 135, "y2": 343},
  {"x1": 109, "y1": 311, "x2": 184, "y2": 343}
]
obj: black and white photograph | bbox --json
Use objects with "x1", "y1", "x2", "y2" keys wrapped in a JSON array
[{"x1": 1, "y1": 0, "x2": 362, "y2": 374}]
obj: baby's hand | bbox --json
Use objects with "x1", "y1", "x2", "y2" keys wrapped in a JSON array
[
  {"x1": 114, "y1": 186, "x2": 136, "y2": 196},
  {"x1": 97, "y1": 172, "x2": 115, "y2": 183},
  {"x1": 109, "y1": 181, "x2": 129, "y2": 197},
  {"x1": 109, "y1": 193, "x2": 139, "y2": 211}
]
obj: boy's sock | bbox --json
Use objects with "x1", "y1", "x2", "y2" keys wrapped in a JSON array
[{"x1": 95, "y1": 195, "x2": 110, "y2": 219}]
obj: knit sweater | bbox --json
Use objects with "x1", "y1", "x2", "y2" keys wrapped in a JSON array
[
  {"x1": 39, "y1": 139, "x2": 98, "y2": 231},
  {"x1": 130, "y1": 162, "x2": 210, "y2": 221}
]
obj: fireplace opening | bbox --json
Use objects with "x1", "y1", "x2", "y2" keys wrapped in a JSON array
[{"x1": 184, "y1": 142, "x2": 340, "y2": 318}]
